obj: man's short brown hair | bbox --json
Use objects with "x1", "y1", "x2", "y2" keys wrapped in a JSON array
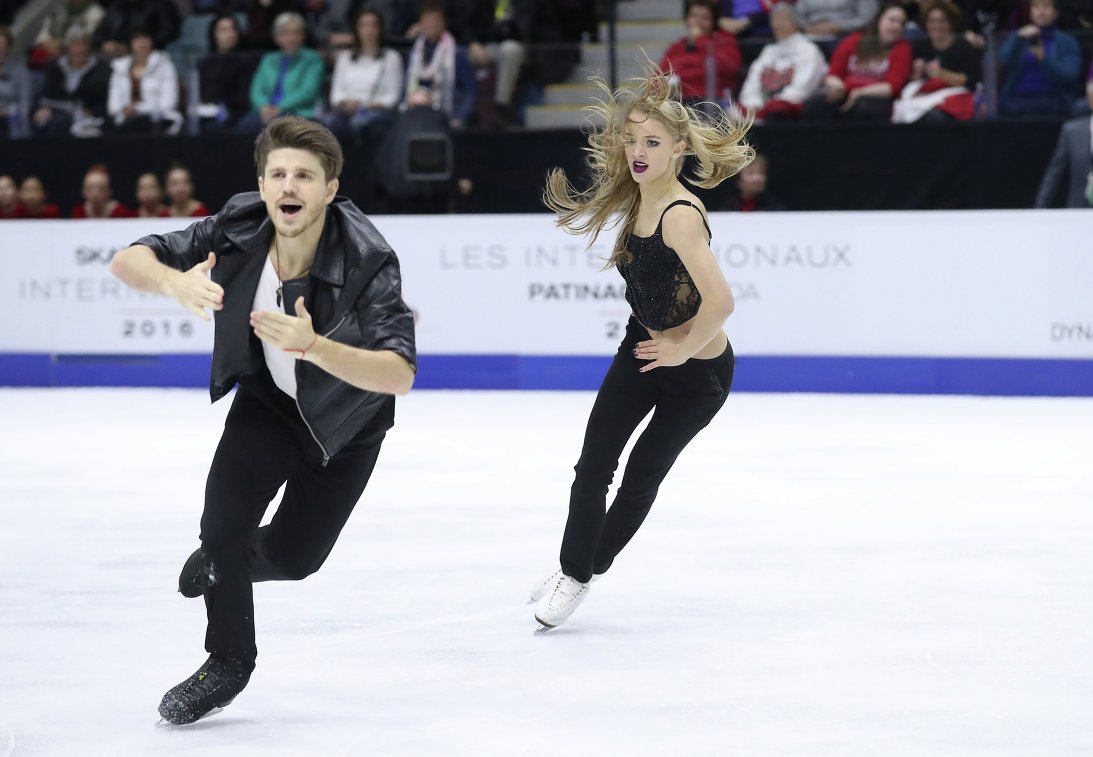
[{"x1": 254, "y1": 116, "x2": 344, "y2": 182}]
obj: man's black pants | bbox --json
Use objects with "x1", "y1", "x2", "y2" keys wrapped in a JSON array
[
  {"x1": 197, "y1": 369, "x2": 390, "y2": 670},
  {"x1": 560, "y1": 316, "x2": 734, "y2": 583}
]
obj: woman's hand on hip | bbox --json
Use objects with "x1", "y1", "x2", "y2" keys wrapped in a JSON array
[{"x1": 635, "y1": 338, "x2": 686, "y2": 372}]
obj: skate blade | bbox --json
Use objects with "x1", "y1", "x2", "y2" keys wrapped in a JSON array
[
  {"x1": 534, "y1": 617, "x2": 556, "y2": 633},
  {"x1": 155, "y1": 706, "x2": 225, "y2": 728}
]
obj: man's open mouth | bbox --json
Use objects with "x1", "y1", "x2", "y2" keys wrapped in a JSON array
[{"x1": 279, "y1": 202, "x2": 303, "y2": 218}]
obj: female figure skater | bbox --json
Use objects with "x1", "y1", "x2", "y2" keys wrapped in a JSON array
[{"x1": 532, "y1": 65, "x2": 753, "y2": 630}]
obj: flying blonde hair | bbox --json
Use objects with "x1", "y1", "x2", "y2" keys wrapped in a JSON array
[{"x1": 543, "y1": 62, "x2": 754, "y2": 267}]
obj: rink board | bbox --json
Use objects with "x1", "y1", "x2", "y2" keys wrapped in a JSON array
[{"x1": 0, "y1": 210, "x2": 1090, "y2": 395}]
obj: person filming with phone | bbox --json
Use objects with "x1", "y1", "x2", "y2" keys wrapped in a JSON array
[{"x1": 998, "y1": 0, "x2": 1081, "y2": 116}]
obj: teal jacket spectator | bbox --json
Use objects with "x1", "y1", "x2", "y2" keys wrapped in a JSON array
[{"x1": 249, "y1": 46, "x2": 324, "y2": 118}]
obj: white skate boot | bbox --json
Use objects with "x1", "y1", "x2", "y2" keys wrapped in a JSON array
[
  {"x1": 528, "y1": 569, "x2": 600, "y2": 604},
  {"x1": 533, "y1": 573, "x2": 590, "y2": 631}
]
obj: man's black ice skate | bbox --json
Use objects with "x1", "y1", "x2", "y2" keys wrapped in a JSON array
[{"x1": 157, "y1": 655, "x2": 250, "y2": 726}]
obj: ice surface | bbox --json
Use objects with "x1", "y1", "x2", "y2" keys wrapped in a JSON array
[{"x1": 1, "y1": 389, "x2": 1091, "y2": 756}]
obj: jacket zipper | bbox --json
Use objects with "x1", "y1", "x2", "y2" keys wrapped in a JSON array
[{"x1": 295, "y1": 312, "x2": 350, "y2": 467}]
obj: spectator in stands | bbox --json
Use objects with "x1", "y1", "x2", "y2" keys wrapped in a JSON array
[
  {"x1": 725, "y1": 153, "x2": 786, "y2": 210},
  {"x1": 403, "y1": 2, "x2": 476, "y2": 129},
  {"x1": 718, "y1": 0, "x2": 773, "y2": 37},
  {"x1": 135, "y1": 171, "x2": 168, "y2": 217},
  {"x1": 738, "y1": 3, "x2": 826, "y2": 120},
  {"x1": 30, "y1": 0, "x2": 105, "y2": 66},
  {"x1": 92, "y1": 0, "x2": 181, "y2": 59},
  {"x1": 998, "y1": 0, "x2": 1081, "y2": 116},
  {"x1": 660, "y1": 0, "x2": 742, "y2": 104},
  {"x1": 32, "y1": 25, "x2": 111, "y2": 138},
  {"x1": 796, "y1": 0, "x2": 880, "y2": 35},
  {"x1": 0, "y1": 25, "x2": 30, "y2": 138},
  {"x1": 16, "y1": 176, "x2": 62, "y2": 218},
  {"x1": 196, "y1": 13, "x2": 258, "y2": 133},
  {"x1": 164, "y1": 163, "x2": 211, "y2": 217},
  {"x1": 1035, "y1": 79, "x2": 1093, "y2": 207},
  {"x1": 803, "y1": 3, "x2": 912, "y2": 120},
  {"x1": 238, "y1": 12, "x2": 324, "y2": 132},
  {"x1": 325, "y1": 8, "x2": 403, "y2": 138},
  {"x1": 107, "y1": 26, "x2": 182, "y2": 133},
  {"x1": 0, "y1": 174, "x2": 20, "y2": 217},
  {"x1": 893, "y1": 0, "x2": 981, "y2": 121},
  {"x1": 72, "y1": 164, "x2": 131, "y2": 218},
  {"x1": 442, "y1": 0, "x2": 528, "y2": 127}
]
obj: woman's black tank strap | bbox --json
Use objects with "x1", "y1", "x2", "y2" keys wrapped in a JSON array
[{"x1": 657, "y1": 200, "x2": 712, "y2": 239}]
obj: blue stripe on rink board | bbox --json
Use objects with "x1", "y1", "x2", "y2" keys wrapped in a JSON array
[{"x1": 0, "y1": 353, "x2": 1091, "y2": 396}]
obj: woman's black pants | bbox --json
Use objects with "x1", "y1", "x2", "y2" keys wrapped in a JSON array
[{"x1": 560, "y1": 317, "x2": 734, "y2": 583}]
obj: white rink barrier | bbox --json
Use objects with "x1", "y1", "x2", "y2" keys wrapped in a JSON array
[{"x1": 1, "y1": 210, "x2": 1091, "y2": 395}]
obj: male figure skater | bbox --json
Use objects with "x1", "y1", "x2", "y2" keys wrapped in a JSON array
[{"x1": 110, "y1": 116, "x2": 416, "y2": 725}]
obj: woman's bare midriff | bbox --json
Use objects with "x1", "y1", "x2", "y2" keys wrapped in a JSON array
[{"x1": 642, "y1": 317, "x2": 728, "y2": 361}]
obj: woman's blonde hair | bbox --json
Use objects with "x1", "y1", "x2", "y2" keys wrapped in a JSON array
[{"x1": 543, "y1": 62, "x2": 753, "y2": 266}]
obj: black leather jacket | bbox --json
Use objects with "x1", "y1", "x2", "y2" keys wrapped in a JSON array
[{"x1": 135, "y1": 192, "x2": 417, "y2": 462}]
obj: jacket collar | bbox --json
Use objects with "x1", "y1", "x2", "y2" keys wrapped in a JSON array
[{"x1": 218, "y1": 191, "x2": 348, "y2": 287}]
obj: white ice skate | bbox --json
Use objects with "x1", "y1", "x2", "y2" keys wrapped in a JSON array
[
  {"x1": 528, "y1": 569, "x2": 600, "y2": 605},
  {"x1": 533, "y1": 573, "x2": 590, "y2": 631}
]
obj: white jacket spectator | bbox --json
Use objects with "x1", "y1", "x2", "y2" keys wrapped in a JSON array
[
  {"x1": 740, "y1": 4, "x2": 826, "y2": 119},
  {"x1": 107, "y1": 47, "x2": 180, "y2": 132},
  {"x1": 329, "y1": 47, "x2": 404, "y2": 111}
]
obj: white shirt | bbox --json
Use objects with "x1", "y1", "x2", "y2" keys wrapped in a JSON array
[
  {"x1": 329, "y1": 48, "x2": 404, "y2": 110},
  {"x1": 253, "y1": 255, "x2": 299, "y2": 398},
  {"x1": 739, "y1": 33, "x2": 827, "y2": 109},
  {"x1": 107, "y1": 50, "x2": 180, "y2": 124}
]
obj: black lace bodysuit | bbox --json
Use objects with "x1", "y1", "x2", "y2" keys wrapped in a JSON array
[{"x1": 618, "y1": 200, "x2": 712, "y2": 332}]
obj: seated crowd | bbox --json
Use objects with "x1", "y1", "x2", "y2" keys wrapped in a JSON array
[
  {"x1": 662, "y1": 0, "x2": 1089, "y2": 123},
  {"x1": 0, "y1": 0, "x2": 1086, "y2": 141},
  {"x1": 0, "y1": 0, "x2": 595, "y2": 139},
  {"x1": 0, "y1": 162, "x2": 208, "y2": 219},
  {"x1": 0, "y1": 0, "x2": 1090, "y2": 214}
]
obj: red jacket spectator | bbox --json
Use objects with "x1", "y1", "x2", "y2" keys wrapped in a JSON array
[
  {"x1": 828, "y1": 31, "x2": 912, "y2": 93},
  {"x1": 164, "y1": 165, "x2": 211, "y2": 218},
  {"x1": 661, "y1": 1, "x2": 743, "y2": 100},
  {"x1": 72, "y1": 165, "x2": 132, "y2": 218},
  {"x1": 661, "y1": 31, "x2": 742, "y2": 100}
]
